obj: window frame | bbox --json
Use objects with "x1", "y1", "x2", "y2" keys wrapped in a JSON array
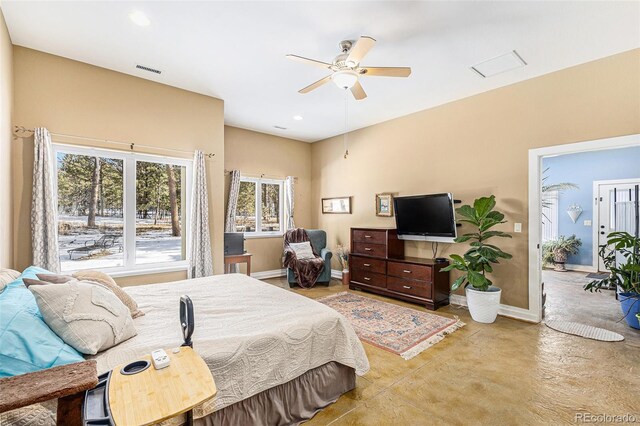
[
  {"x1": 237, "y1": 176, "x2": 285, "y2": 239},
  {"x1": 53, "y1": 143, "x2": 193, "y2": 276}
]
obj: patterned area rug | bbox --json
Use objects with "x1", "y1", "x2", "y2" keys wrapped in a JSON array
[
  {"x1": 545, "y1": 320, "x2": 624, "y2": 342},
  {"x1": 318, "y1": 292, "x2": 464, "y2": 360}
]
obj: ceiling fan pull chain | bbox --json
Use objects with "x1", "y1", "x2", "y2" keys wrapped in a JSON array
[{"x1": 344, "y1": 88, "x2": 349, "y2": 159}]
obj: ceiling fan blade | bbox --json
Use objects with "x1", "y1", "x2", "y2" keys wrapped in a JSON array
[
  {"x1": 360, "y1": 67, "x2": 412, "y2": 77},
  {"x1": 350, "y1": 81, "x2": 367, "y2": 100},
  {"x1": 299, "y1": 75, "x2": 332, "y2": 94},
  {"x1": 286, "y1": 54, "x2": 332, "y2": 70},
  {"x1": 346, "y1": 36, "x2": 376, "y2": 64}
]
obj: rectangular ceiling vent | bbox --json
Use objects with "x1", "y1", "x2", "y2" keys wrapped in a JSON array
[
  {"x1": 136, "y1": 64, "x2": 162, "y2": 74},
  {"x1": 274, "y1": 125, "x2": 287, "y2": 130},
  {"x1": 471, "y1": 50, "x2": 527, "y2": 78}
]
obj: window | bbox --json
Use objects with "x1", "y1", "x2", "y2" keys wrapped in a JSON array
[
  {"x1": 235, "y1": 177, "x2": 284, "y2": 237},
  {"x1": 54, "y1": 144, "x2": 191, "y2": 274}
]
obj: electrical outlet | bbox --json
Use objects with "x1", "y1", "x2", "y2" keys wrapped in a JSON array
[
  {"x1": 583, "y1": 220, "x2": 592, "y2": 226},
  {"x1": 514, "y1": 223, "x2": 522, "y2": 233}
]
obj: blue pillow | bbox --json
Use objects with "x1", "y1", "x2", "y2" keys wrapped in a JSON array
[{"x1": 0, "y1": 266, "x2": 84, "y2": 377}]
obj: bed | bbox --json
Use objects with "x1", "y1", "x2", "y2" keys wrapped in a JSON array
[{"x1": 89, "y1": 273, "x2": 370, "y2": 425}]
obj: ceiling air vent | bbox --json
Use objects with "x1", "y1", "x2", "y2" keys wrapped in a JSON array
[
  {"x1": 274, "y1": 126, "x2": 287, "y2": 130},
  {"x1": 136, "y1": 64, "x2": 162, "y2": 74},
  {"x1": 471, "y1": 50, "x2": 526, "y2": 78}
]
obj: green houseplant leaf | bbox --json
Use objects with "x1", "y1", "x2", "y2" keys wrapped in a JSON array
[{"x1": 444, "y1": 195, "x2": 512, "y2": 292}]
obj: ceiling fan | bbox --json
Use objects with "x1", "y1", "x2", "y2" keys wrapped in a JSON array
[{"x1": 286, "y1": 36, "x2": 411, "y2": 100}]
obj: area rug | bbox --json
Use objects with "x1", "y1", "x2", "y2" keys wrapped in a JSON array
[
  {"x1": 545, "y1": 320, "x2": 624, "y2": 342},
  {"x1": 318, "y1": 292, "x2": 464, "y2": 360}
]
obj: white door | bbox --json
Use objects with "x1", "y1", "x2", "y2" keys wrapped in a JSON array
[{"x1": 596, "y1": 182, "x2": 640, "y2": 271}]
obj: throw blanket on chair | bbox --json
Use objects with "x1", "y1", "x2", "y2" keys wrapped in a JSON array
[{"x1": 283, "y1": 228, "x2": 325, "y2": 288}]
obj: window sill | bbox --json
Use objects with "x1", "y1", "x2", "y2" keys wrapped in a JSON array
[
  {"x1": 244, "y1": 233, "x2": 284, "y2": 240},
  {"x1": 62, "y1": 263, "x2": 189, "y2": 278}
]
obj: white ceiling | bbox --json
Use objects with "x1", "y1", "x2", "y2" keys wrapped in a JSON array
[{"x1": 2, "y1": 1, "x2": 639, "y2": 142}]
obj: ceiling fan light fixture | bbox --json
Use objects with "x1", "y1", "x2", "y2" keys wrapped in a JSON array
[{"x1": 331, "y1": 70, "x2": 358, "y2": 89}]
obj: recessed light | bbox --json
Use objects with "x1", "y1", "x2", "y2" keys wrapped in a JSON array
[
  {"x1": 129, "y1": 10, "x2": 150, "y2": 27},
  {"x1": 293, "y1": 115, "x2": 303, "y2": 121}
]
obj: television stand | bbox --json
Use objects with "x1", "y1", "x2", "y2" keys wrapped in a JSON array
[{"x1": 348, "y1": 227, "x2": 450, "y2": 310}]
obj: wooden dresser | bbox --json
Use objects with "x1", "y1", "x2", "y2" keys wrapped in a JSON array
[{"x1": 349, "y1": 227, "x2": 451, "y2": 310}]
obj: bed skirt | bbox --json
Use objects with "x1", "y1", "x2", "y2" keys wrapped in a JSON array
[{"x1": 196, "y1": 361, "x2": 355, "y2": 426}]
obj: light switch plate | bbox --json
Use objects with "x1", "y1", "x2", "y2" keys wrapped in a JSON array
[
  {"x1": 584, "y1": 220, "x2": 592, "y2": 226},
  {"x1": 514, "y1": 223, "x2": 522, "y2": 233}
]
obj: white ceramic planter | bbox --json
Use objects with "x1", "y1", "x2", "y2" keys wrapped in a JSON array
[{"x1": 466, "y1": 286, "x2": 502, "y2": 323}]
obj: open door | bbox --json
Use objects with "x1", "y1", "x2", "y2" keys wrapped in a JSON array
[{"x1": 595, "y1": 182, "x2": 640, "y2": 272}]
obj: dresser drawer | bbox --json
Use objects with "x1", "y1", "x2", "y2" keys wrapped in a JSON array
[
  {"x1": 387, "y1": 276, "x2": 432, "y2": 299},
  {"x1": 351, "y1": 269, "x2": 386, "y2": 288},
  {"x1": 352, "y1": 229, "x2": 387, "y2": 245},
  {"x1": 350, "y1": 255, "x2": 386, "y2": 274},
  {"x1": 387, "y1": 261, "x2": 432, "y2": 282},
  {"x1": 352, "y1": 242, "x2": 387, "y2": 258}
]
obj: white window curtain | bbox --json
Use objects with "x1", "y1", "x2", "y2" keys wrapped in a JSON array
[
  {"x1": 188, "y1": 151, "x2": 213, "y2": 278},
  {"x1": 225, "y1": 170, "x2": 241, "y2": 232},
  {"x1": 31, "y1": 128, "x2": 60, "y2": 272},
  {"x1": 284, "y1": 176, "x2": 295, "y2": 230}
]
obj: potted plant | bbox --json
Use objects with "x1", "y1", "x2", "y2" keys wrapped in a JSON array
[
  {"x1": 541, "y1": 235, "x2": 582, "y2": 272},
  {"x1": 442, "y1": 195, "x2": 512, "y2": 323},
  {"x1": 336, "y1": 245, "x2": 350, "y2": 286},
  {"x1": 584, "y1": 231, "x2": 640, "y2": 329}
]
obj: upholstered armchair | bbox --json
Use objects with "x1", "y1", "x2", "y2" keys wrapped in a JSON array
[{"x1": 287, "y1": 229, "x2": 333, "y2": 286}]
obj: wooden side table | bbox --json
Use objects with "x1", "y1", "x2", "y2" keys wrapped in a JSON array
[
  {"x1": 108, "y1": 346, "x2": 216, "y2": 426},
  {"x1": 224, "y1": 252, "x2": 252, "y2": 275}
]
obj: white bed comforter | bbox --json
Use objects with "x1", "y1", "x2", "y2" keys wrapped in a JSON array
[{"x1": 90, "y1": 274, "x2": 369, "y2": 418}]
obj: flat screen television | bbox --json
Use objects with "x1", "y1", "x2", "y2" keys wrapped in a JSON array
[{"x1": 393, "y1": 193, "x2": 457, "y2": 243}]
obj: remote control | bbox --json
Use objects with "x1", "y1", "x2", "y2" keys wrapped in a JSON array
[{"x1": 151, "y1": 349, "x2": 170, "y2": 370}]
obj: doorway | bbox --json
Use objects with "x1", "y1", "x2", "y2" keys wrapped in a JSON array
[
  {"x1": 594, "y1": 180, "x2": 640, "y2": 271},
  {"x1": 527, "y1": 134, "x2": 640, "y2": 323}
]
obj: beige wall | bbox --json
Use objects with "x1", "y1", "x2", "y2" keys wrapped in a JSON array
[
  {"x1": 311, "y1": 49, "x2": 640, "y2": 309},
  {"x1": 224, "y1": 126, "x2": 312, "y2": 273},
  {"x1": 12, "y1": 47, "x2": 225, "y2": 285},
  {"x1": 0, "y1": 10, "x2": 13, "y2": 268}
]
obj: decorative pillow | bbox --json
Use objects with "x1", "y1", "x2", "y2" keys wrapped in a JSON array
[
  {"x1": 0, "y1": 269, "x2": 21, "y2": 293},
  {"x1": 72, "y1": 270, "x2": 145, "y2": 318},
  {"x1": 0, "y1": 266, "x2": 84, "y2": 378},
  {"x1": 289, "y1": 242, "x2": 316, "y2": 260},
  {"x1": 29, "y1": 280, "x2": 137, "y2": 355}
]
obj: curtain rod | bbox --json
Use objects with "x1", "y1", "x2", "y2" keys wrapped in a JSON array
[
  {"x1": 224, "y1": 169, "x2": 298, "y2": 181},
  {"x1": 12, "y1": 126, "x2": 215, "y2": 158}
]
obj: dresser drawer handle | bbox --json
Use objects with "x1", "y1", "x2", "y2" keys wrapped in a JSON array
[
  {"x1": 363, "y1": 263, "x2": 371, "y2": 267},
  {"x1": 364, "y1": 248, "x2": 372, "y2": 251},
  {"x1": 403, "y1": 270, "x2": 412, "y2": 274},
  {"x1": 364, "y1": 235, "x2": 372, "y2": 238},
  {"x1": 403, "y1": 285, "x2": 412, "y2": 289},
  {"x1": 364, "y1": 277, "x2": 371, "y2": 281}
]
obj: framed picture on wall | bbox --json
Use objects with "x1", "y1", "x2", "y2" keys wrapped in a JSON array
[
  {"x1": 322, "y1": 197, "x2": 352, "y2": 214},
  {"x1": 375, "y1": 193, "x2": 393, "y2": 217}
]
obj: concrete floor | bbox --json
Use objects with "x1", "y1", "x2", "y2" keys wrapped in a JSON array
[
  {"x1": 263, "y1": 277, "x2": 639, "y2": 425},
  {"x1": 543, "y1": 269, "x2": 640, "y2": 345}
]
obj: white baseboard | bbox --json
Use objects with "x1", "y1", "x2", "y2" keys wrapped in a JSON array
[
  {"x1": 251, "y1": 269, "x2": 343, "y2": 280},
  {"x1": 449, "y1": 294, "x2": 538, "y2": 323},
  {"x1": 564, "y1": 264, "x2": 597, "y2": 273},
  {"x1": 250, "y1": 269, "x2": 286, "y2": 279}
]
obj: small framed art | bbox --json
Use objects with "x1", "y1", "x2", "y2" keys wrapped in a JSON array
[
  {"x1": 375, "y1": 193, "x2": 393, "y2": 217},
  {"x1": 322, "y1": 197, "x2": 352, "y2": 214}
]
